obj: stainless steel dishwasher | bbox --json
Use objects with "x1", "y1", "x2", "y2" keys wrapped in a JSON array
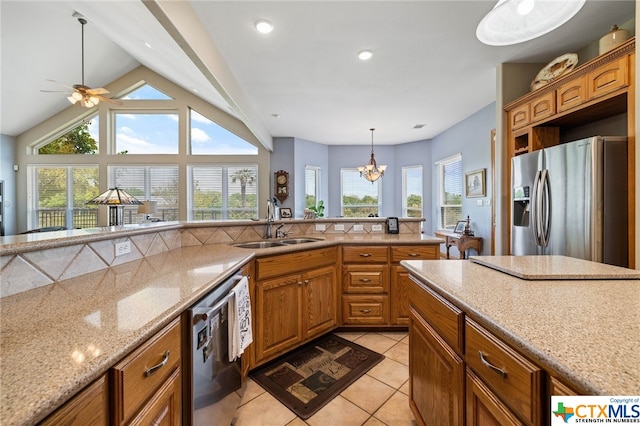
[{"x1": 182, "y1": 271, "x2": 247, "y2": 425}]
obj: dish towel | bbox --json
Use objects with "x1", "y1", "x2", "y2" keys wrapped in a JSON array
[{"x1": 228, "y1": 276, "x2": 253, "y2": 362}]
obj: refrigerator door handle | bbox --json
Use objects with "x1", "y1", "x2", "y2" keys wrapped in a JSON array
[
  {"x1": 532, "y1": 170, "x2": 542, "y2": 246},
  {"x1": 540, "y1": 169, "x2": 551, "y2": 247}
]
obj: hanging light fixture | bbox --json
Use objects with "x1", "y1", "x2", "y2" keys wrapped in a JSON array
[
  {"x1": 87, "y1": 187, "x2": 143, "y2": 226},
  {"x1": 476, "y1": 0, "x2": 586, "y2": 46},
  {"x1": 358, "y1": 128, "x2": 387, "y2": 183}
]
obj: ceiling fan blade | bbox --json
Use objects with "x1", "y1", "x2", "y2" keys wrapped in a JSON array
[
  {"x1": 97, "y1": 95, "x2": 123, "y2": 105},
  {"x1": 45, "y1": 79, "x2": 76, "y2": 90},
  {"x1": 87, "y1": 87, "x2": 109, "y2": 95},
  {"x1": 40, "y1": 90, "x2": 72, "y2": 93}
]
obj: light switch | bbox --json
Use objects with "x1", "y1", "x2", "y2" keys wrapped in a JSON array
[{"x1": 476, "y1": 199, "x2": 483, "y2": 206}]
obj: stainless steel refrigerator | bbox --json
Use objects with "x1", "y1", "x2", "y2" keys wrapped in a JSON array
[{"x1": 511, "y1": 136, "x2": 628, "y2": 267}]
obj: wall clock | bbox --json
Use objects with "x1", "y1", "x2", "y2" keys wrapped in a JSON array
[{"x1": 274, "y1": 170, "x2": 289, "y2": 203}]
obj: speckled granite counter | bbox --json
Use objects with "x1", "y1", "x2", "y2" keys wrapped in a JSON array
[
  {"x1": 0, "y1": 230, "x2": 442, "y2": 425},
  {"x1": 401, "y1": 258, "x2": 640, "y2": 395}
]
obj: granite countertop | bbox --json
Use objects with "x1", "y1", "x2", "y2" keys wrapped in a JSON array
[
  {"x1": 0, "y1": 232, "x2": 442, "y2": 425},
  {"x1": 401, "y1": 257, "x2": 640, "y2": 395}
]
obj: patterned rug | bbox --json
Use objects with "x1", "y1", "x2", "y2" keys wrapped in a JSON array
[{"x1": 250, "y1": 334, "x2": 384, "y2": 419}]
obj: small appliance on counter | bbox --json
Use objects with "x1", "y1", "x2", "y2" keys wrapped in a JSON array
[{"x1": 386, "y1": 217, "x2": 399, "y2": 234}]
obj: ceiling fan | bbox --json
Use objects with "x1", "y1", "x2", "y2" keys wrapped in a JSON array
[{"x1": 41, "y1": 13, "x2": 122, "y2": 108}]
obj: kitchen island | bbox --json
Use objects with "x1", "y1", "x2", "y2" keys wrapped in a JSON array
[{"x1": 402, "y1": 256, "x2": 640, "y2": 425}]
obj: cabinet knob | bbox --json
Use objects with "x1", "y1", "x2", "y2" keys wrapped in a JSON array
[
  {"x1": 359, "y1": 278, "x2": 372, "y2": 283},
  {"x1": 304, "y1": 279, "x2": 310, "y2": 285},
  {"x1": 408, "y1": 253, "x2": 420, "y2": 257},
  {"x1": 297, "y1": 281, "x2": 303, "y2": 286},
  {"x1": 359, "y1": 309, "x2": 372, "y2": 314},
  {"x1": 359, "y1": 253, "x2": 371, "y2": 257}
]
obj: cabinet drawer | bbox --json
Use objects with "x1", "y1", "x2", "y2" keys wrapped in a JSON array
[
  {"x1": 41, "y1": 375, "x2": 108, "y2": 426},
  {"x1": 111, "y1": 317, "x2": 181, "y2": 424},
  {"x1": 557, "y1": 76, "x2": 586, "y2": 112},
  {"x1": 587, "y1": 55, "x2": 628, "y2": 99},
  {"x1": 342, "y1": 264, "x2": 388, "y2": 293},
  {"x1": 408, "y1": 276, "x2": 464, "y2": 354},
  {"x1": 342, "y1": 295, "x2": 389, "y2": 324},
  {"x1": 342, "y1": 246, "x2": 389, "y2": 263},
  {"x1": 509, "y1": 104, "x2": 530, "y2": 130},
  {"x1": 465, "y1": 319, "x2": 542, "y2": 425},
  {"x1": 530, "y1": 92, "x2": 555, "y2": 123},
  {"x1": 391, "y1": 245, "x2": 438, "y2": 262},
  {"x1": 257, "y1": 246, "x2": 337, "y2": 280}
]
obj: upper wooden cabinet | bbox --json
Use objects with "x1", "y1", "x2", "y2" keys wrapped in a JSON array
[{"x1": 587, "y1": 55, "x2": 629, "y2": 100}]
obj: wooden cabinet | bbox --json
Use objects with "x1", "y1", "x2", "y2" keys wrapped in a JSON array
[
  {"x1": 466, "y1": 369, "x2": 524, "y2": 426},
  {"x1": 408, "y1": 277, "x2": 464, "y2": 426},
  {"x1": 254, "y1": 247, "x2": 338, "y2": 364},
  {"x1": 509, "y1": 103, "x2": 530, "y2": 130},
  {"x1": 587, "y1": 55, "x2": 628, "y2": 99},
  {"x1": 40, "y1": 375, "x2": 108, "y2": 426},
  {"x1": 556, "y1": 75, "x2": 586, "y2": 112},
  {"x1": 111, "y1": 317, "x2": 182, "y2": 426},
  {"x1": 341, "y1": 246, "x2": 390, "y2": 325},
  {"x1": 390, "y1": 245, "x2": 438, "y2": 325},
  {"x1": 530, "y1": 92, "x2": 555, "y2": 122}
]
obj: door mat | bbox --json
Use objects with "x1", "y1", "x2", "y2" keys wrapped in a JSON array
[{"x1": 250, "y1": 334, "x2": 384, "y2": 419}]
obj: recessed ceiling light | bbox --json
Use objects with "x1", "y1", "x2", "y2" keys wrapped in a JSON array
[
  {"x1": 271, "y1": 114, "x2": 280, "y2": 118},
  {"x1": 358, "y1": 50, "x2": 374, "y2": 61},
  {"x1": 413, "y1": 124, "x2": 426, "y2": 129},
  {"x1": 476, "y1": 0, "x2": 586, "y2": 46},
  {"x1": 255, "y1": 20, "x2": 274, "y2": 34},
  {"x1": 142, "y1": 41, "x2": 153, "y2": 49}
]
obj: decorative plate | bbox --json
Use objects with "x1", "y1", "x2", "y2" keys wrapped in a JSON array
[{"x1": 530, "y1": 53, "x2": 578, "y2": 91}]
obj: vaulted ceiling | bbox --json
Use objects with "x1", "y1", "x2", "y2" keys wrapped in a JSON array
[{"x1": 1, "y1": 1, "x2": 635, "y2": 149}]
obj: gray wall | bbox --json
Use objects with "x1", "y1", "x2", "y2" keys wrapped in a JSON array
[
  {"x1": 429, "y1": 103, "x2": 496, "y2": 256},
  {"x1": 0, "y1": 134, "x2": 16, "y2": 235}
]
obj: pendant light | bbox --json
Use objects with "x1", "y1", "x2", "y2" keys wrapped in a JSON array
[{"x1": 357, "y1": 128, "x2": 387, "y2": 183}]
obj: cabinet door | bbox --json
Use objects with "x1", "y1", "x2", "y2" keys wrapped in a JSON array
[
  {"x1": 557, "y1": 76, "x2": 586, "y2": 112},
  {"x1": 466, "y1": 369, "x2": 524, "y2": 426},
  {"x1": 40, "y1": 375, "x2": 108, "y2": 426},
  {"x1": 587, "y1": 55, "x2": 628, "y2": 99},
  {"x1": 390, "y1": 265, "x2": 410, "y2": 325},
  {"x1": 302, "y1": 265, "x2": 338, "y2": 339},
  {"x1": 509, "y1": 104, "x2": 530, "y2": 130},
  {"x1": 129, "y1": 368, "x2": 181, "y2": 426},
  {"x1": 255, "y1": 273, "x2": 303, "y2": 362},
  {"x1": 409, "y1": 307, "x2": 464, "y2": 426}
]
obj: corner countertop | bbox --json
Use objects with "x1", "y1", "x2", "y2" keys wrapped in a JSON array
[
  {"x1": 0, "y1": 232, "x2": 442, "y2": 425},
  {"x1": 401, "y1": 257, "x2": 640, "y2": 396}
]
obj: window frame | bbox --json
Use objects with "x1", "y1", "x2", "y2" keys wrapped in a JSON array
[
  {"x1": 305, "y1": 165, "x2": 321, "y2": 209},
  {"x1": 436, "y1": 153, "x2": 463, "y2": 230},
  {"x1": 402, "y1": 165, "x2": 423, "y2": 218}
]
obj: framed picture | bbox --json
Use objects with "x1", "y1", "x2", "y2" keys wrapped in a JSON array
[
  {"x1": 280, "y1": 207, "x2": 292, "y2": 219},
  {"x1": 465, "y1": 168, "x2": 486, "y2": 198},
  {"x1": 454, "y1": 220, "x2": 466, "y2": 234}
]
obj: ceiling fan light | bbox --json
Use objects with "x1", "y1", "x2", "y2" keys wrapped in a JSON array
[
  {"x1": 89, "y1": 96, "x2": 100, "y2": 105},
  {"x1": 67, "y1": 95, "x2": 78, "y2": 105}
]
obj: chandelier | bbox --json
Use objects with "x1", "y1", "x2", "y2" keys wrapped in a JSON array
[{"x1": 358, "y1": 128, "x2": 387, "y2": 183}]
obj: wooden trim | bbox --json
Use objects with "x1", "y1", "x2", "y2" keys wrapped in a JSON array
[
  {"x1": 628, "y1": 51, "x2": 636, "y2": 269},
  {"x1": 490, "y1": 129, "x2": 496, "y2": 255}
]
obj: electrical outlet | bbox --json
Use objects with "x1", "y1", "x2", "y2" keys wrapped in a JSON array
[
  {"x1": 372, "y1": 224, "x2": 383, "y2": 232},
  {"x1": 315, "y1": 224, "x2": 326, "y2": 231},
  {"x1": 485, "y1": 199, "x2": 491, "y2": 206},
  {"x1": 353, "y1": 224, "x2": 364, "y2": 231},
  {"x1": 476, "y1": 199, "x2": 483, "y2": 207},
  {"x1": 334, "y1": 224, "x2": 345, "y2": 231},
  {"x1": 115, "y1": 241, "x2": 131, "y2": 257}
]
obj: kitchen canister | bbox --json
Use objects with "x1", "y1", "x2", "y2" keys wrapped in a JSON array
[{"x1": 599, "y1": 25, "x2": 631, "y2": 55}]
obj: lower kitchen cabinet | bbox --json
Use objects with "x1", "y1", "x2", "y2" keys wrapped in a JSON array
[
  {"x1": 409, "y1": 306, "x2": 465, "y2": 426},
  {"x1": 254, "y1": 248, "x2": 338, "y2": 365},
  {"x1": 466, "y1": 369, "x2": 524, "y2": 426},
  {"x1": 111, "y1": 317, "x2": 182, "y2": 426},
  {"x1": 39, "y1": 375, "x2": 109, "y2": 426}
]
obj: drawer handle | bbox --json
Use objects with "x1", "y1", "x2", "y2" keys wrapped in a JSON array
[
  {"x1": 478, "y1": 351, "x2": 507, "y2": 378},
  {"x1": 359, "y1": 253, "x2": 372, "y2": 257},
  {"x1": 304, "y1": 279, "x2": 310, "y2": 285},
  {"x1": 359, "y1": 309, "x2": 372, "y2": 314},
  {"x1": 408, "y1": 253, "x2": 420, "y2": 257},
  {"x1": 359, "y1": 278, "x2": 372, "y2": 283},
  {"x1": 145, "y1": 350, "x2": 170, "y2": 377}
]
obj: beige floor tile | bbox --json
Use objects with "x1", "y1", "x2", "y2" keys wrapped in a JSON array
[
  {"x1": 286, "y1": 418, "x2": 309, "y2": 426},
  {"x1": 400, "y1": 335, "x2": 409, "y2": 345},
  {"x1": 239, "y1": 378, "x2": 266, "y2": 405},
  {"x1": 341, "y1": 374, "x2": 395, "y2": 414},
  {"x1": 398, "y1": 379, "x2": 410, "y2": 396},
  {"x1": 305, "y1": 395, "x2": 371, "y2": 426},
  {"x1": 366, "y1": 358, "x2": 409, "y2": 389},
  {"x1": 373, "y1": 391, "x2": 416, "y2": 426},
  {"x1": 234, "y1": 392, "x2": 297, "y2": 426},
  {"x1": 384, "y1": 341, "x2": 409, "y2": 366},
  {"x1": 363, "y1": 416, "x2": 388, "y2": 426},
  {"x1": 376, "y1": 331, "x2": 408, "y2": 341},
  {"x1": 334, "y1": 330, "x2": 366, "y2": 341},
  {"x1": 353, "y1": 333, "x2": 398, "y2": 354}
]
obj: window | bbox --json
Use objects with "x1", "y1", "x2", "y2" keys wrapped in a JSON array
[
  {"x1": 402, "y1": 165, "x2": 422, "y2": 218},
  {"x1": 38, "y1": 116, "x2": 99, "y2": 154},
  {"x1": 188, "y1": 165, "x2": 258, "y2": 220},
  {"x1": 109, "y1": 165, "x2": 179, "y2": 223},
  {"x1": 121, "y1": 83, "x2": 172, "y2": 100},
  {"x1": 305, "y1": 166, "x2": 321, "y2": 209},
  {"x1": 190, "y1": 109, "x2": 259, "y2": 155},
  {"x1": 436, "y1": 154, "x2": 463, "y2": 229},
  {"x1": 114, "y1": 112, "x2": 179, "y2": 154},
  {"x1": 341, "y1": 169, "x2": 381, "y2": 217},
  {"x1": 29, "y1": 165, "x2": 99, "y2": 229}
]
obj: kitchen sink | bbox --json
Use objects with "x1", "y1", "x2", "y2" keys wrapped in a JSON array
[
  {"x1": 279, "y1": 238, "x2": 324, "y2": 245},
  {"x1": 232, "y1": 241, "x2": 286, "y2": 249}
]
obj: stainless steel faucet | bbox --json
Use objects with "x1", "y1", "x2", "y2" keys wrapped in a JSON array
[
  {"x1": 266, "y1": 199, "x2": 275, "y2": 238},
  {"x1": 275, "y1": 223, "x2": 286, "y2": 239}
]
